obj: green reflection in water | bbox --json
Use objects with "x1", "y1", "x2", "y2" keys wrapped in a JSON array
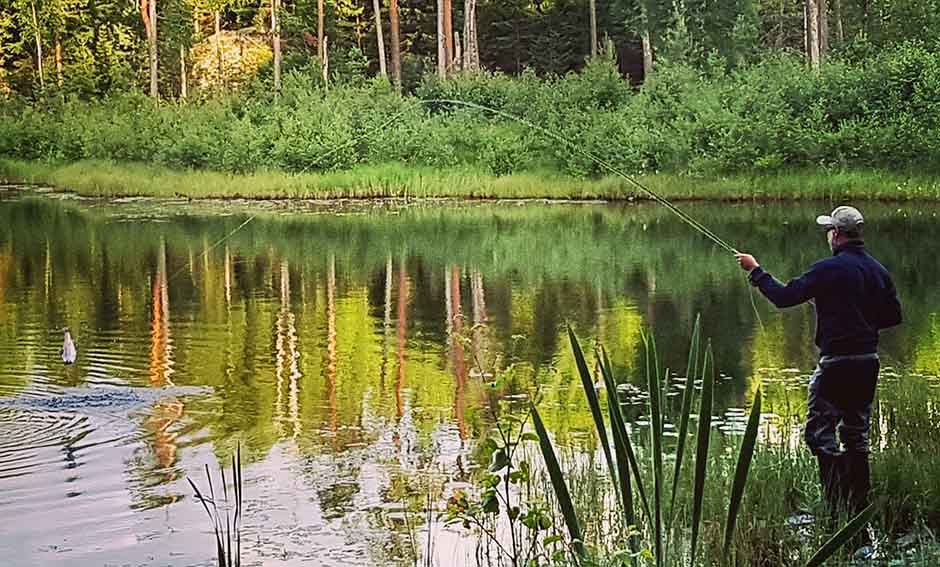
[{"x1": 0, "y1": 190, "x2": 939, "y2": 566}]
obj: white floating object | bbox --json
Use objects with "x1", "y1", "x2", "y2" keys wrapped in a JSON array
[{"x1": 62, "y1": 328, "x2": 76, "y2": 365}]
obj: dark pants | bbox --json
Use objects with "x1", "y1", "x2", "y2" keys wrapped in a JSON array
[
  {"x1": 805, "y1": 356, "x2": 879, "y2": 455},
  {"x1": 805, "y1": 356, "x2": 879, "y2": 515}
]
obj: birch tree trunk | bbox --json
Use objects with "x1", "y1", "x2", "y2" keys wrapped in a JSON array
[
  {"x1": 31, "y1": 2, "x2": 44, "y2": 88},
  {"x1": 373, "y1": 0, "x2": 387, "y2": 77},
  {"x1": 806, "y1": 0, "x2": 820, "y2": 70},
  {"x1": 317, "y1": 0, "x2": 325, "y2": 61},
  {"x1": 833, "y1": 0, "x2": 844, "y2": 42},
  {"x1": 55, "y1": 34, "x2": 62, "y2": 86},
  {"x1": 589, "y1": 0, "x2": 598, "y2": 57},
  {"x1": 322, "y1": 35, "x2": 329, "y2": 87},
  {"x1": 436, "y1": 0, "x2": 446, "y2": 78},
  {"x1": 818, "y1": 0, "x2": 829, "y2": 60},
  {"x1": 271, "y1": 0, "x2": 281, "y2": 94},
  {"x1": 149, "y1": 0, "x2": 158, "y2": 97},
  {"x1": 462, "y1": 0, "x2": 479, "y2": 71},
  {"x1": 641, "y1": 29, "x2": 653, "y2": 80},
  {"x1": 640, "y1": 2, "x2": 653, "y2": 79},
  {"x1": 179, "y1": 44, "x2": 187, "y2": 99},
  {"x1": 389, "y1": 0, "x2": 401, "y2": 84},
  {"x1": 215, "y1": 10, "x2": 223, "y2": 88}
]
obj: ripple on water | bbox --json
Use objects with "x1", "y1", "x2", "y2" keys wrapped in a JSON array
[{"x1": 0, "y1": 409, "x2": 92, "y2": 480}]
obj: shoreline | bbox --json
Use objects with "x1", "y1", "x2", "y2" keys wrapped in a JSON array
[{"x1": 3, "y1": 158, "x2": 940, "y2": 203}]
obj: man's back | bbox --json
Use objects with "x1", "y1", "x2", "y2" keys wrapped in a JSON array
[{"x1": 812, "y1": 242, "x2": 902, "y2": 356}]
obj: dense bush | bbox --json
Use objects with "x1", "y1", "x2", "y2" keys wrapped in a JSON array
[{"x1": 3, "y1": 43, "x2": 940, "y2": 179}]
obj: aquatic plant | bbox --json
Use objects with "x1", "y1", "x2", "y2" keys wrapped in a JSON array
[
  {"x1": 531, "y1": 323, "x2": 875, "y2": 566},
  {"x1": 187, "y1": 444, "x2": 243, "y2": 567}
]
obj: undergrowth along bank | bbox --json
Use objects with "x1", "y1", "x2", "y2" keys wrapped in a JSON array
[
  {"x1": 3, "y1": 43, "x2": 940, "y2": 194},
  {"x1": 3, "y1": 158, "x2": 940, "y2": 201}
]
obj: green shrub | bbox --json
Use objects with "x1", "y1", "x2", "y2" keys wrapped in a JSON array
[{"x1": 4, "y1": 44, "x2": 940, "y2": 184}]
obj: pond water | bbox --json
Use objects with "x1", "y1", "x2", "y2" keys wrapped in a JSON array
[{"x1": 0, "y1": 187, "x2": 938, "y2": 566}]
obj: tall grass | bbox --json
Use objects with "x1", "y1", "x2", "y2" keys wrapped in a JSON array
[
  {"x1": 531, "y1": 326, "x2": 880, "y2": 567},
  {"x1": 5, "y1": 157, "x2": 940, "y2": 201},
  {"x1": 188, "y1": 444, "x2": 244, "y2": 567}
]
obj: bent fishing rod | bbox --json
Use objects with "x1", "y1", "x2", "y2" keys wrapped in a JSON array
[{"x1": 301, "y1": 97, "x2": 740, "y2": 256}]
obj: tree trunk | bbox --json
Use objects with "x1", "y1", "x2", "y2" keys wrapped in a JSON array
[
  {"x1": 373, "y1": 0, "x2": 387, "y2": 77},
  {"x1": 641, "y1": 29, "x2": 653, "y2": 80},
  {"x1": 589, "y1": 0, "x2": 598, "y2": 57},
  {"x1": 180, "y1": 44, "x2": 187, "y2": 99},
  {"x1": 833, "y1": 0, "x2": 844, "y2": 42},
  {"x1": 322, "y1": 35, "x2": 329, "y2": 87},
  {"x1": 462, "y1": 0, "x2": 478, "y2": 71},
  {"x1": 215, "y1": 10, "x2": 223, "y2": 88},
  {"x1": 272, "y1": 0, "x2": 281, "y2": 94},
  {"x1": 818, "y1": 0, "x2": 829, "y2": 61},
  {"x1": 149, "y1": 0, "x2": 158, "y2": 97},
  {"x1": 318, "y1": 0, "x2": 325, "y2": 61},
  {"x1": 443, "y1": 0, "x2": 453, "y2": 69},
  {"x1": 389, "y1": 0, "x2": 401, "y2": 85},
  {"x1": 436, "y1": 0, "x2": 446, "y2": 78},
  {"x1": 55, "y1": 34, "x2": 63, "y2": 87},
  {"x1": 31, "y1": 1, "x2": 44, "y2": 88},
  {"x1": 806, "y1": 0, "x2": 820, "y2": 70},
  {"x1": 640, "y1": 2, "x2": 653, "y2": 80}
]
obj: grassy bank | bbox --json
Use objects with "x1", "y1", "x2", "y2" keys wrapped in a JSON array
[
  {"x1": 4, "y1": 158, "x2": 940, "y2": 201},
  {"x1": 439, "y1": 329, "x2": 940, "y2": 567}
]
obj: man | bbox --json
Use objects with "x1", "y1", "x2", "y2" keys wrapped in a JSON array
[{"x1": 735, "y1": 206, "x2": 902, "y2": 517}]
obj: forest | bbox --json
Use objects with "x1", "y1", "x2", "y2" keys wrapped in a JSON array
[{"x1": 2, "y1": 0, "x2": 940, "y2": 195}]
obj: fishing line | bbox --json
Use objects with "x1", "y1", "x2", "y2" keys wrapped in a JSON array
[
  {"x1": 316, "y1": 97, "x2": 766, "y2": 329},
  {"x1": 252, "y1": 98, "x2": 765, "y2": 327},
  {"x1": 300, "y1": 98, "x2": 739, "y2": 255},
  {"x1": 167, "y1": 215, "x2": 256, "y2": 283}
]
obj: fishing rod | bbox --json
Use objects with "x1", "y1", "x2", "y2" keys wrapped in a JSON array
[
  {"x1": 300, "y1": 97, "x2": 740, "y2": 255},
  {"x1": 170, "y1": 98, "x2": 760, "y2": 325}
]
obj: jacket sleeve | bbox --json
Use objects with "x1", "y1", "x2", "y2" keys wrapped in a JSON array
[
  {"x1": 876, "y1": 276, "x2": 903, "y2": 329},
  {"x1": 748, "y1": 263, "x2": 825, "y2": 308}
]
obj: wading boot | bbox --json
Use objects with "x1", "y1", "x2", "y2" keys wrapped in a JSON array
[
  {"x1": 842, "y1": 452, "x2": 874, "y2": 554},
  {"x1": 843, "y1": 452, "x2": 872, "y2": 516},
  {"x1": 817, "y1": 453, "x2": 845, "y2": 518}
]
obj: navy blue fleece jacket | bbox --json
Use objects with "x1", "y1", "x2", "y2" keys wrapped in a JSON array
[{"x1": 748, "y1": 242, "x2": 902, "y2": 356}]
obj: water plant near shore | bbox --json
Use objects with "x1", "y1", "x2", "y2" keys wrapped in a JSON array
[
  {"x1": 187, "y1": 444, "x2": 243, "y2": 567},
  {"x1": 527, "y1": 323, "x2": 875, "y2": 567}
]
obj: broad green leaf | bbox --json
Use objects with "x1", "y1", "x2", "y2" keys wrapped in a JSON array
[
  {"x1": 568, "y1": 325, "x2": 617, "y2": 490},
  {"x1": 805, "y1": 502, "x2": 879, "y2": 567},
  {"x1": 530, "y1": 402, "x2": 586, "y2": 558},
  {"x1": 690, "y1": 343, "x2": 715, "y2": 564},
  {"x1": 723, "y1": 387, "x2": 762, "y2": 560}
]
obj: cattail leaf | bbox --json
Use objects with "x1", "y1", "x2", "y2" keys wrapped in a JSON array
[
  {"x1": 643, "y1": 329, "x2": 665, "y2": 567},
  {"x1": 723, "y1": 387, "x2": 762, "y2": 560},
  {"x1": 690, "y1": 342, "x2": 715, "y2": 564},
  {"x1": 530, "y1": 402, "x2": 586, "y2": 559},
  {"x1": 568, "y1": 325, "x2": 617, "y2": 490},
  {"x1": 671, "y1": 315, "x2": 701, "y2": 515},
  {"x1": 805, "y1": 502, "x2": 879, "y2": 567}
]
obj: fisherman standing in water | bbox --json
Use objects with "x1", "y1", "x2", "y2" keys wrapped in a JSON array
[{"x1": 735, "y1": 206, "x2": 902, "y2": 517}]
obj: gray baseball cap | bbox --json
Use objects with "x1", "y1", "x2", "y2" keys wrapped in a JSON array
[{"x1": 816, "y1": 206, "x2": 864, "y2": 231}]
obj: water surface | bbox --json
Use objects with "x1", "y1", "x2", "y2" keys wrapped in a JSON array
[{"x1": 0, "y1": 187, "x2": 938, "y2": 566}]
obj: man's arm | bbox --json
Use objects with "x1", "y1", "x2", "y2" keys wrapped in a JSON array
[
  {"x1": 736, "y1": 253, "x2": 824, "y2": 308},
  {"x1": 748, "y1": 266, "x2": 823, "y2": 308},
  {"x1": 876, "y1": 276, "x2": 902, "y2": 329}
]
